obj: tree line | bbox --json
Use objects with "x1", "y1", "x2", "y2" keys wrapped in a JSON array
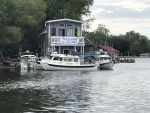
[
  {"x1": 86, "y1": 24, "x2": 150, "y2": 56},
  {"x1": 0, "y1": 0, "x2": 93, "y2": 56},
  {"x1": 0, "y1": 0, "x2": 149, "y2": 57}
]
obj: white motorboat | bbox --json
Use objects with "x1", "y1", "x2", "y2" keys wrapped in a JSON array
[
  {"x1": 96, "y1": 54, "x2": 114, "y2": 70},
  {"x1": 20, "y1": 50, "x2": 36, "y2": 70},
  {"x1": 40, "y1": 54, "x2": 99, "y2": 71}
]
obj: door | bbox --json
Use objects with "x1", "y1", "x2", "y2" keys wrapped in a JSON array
[
  {"x1": 64, "y1": 49, "x2": 69, "y2": 54},
  {"x1": 66, "y1": 29, "x2": 73, "y2": 36}
]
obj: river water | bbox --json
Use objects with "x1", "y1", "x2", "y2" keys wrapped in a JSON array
[{"x1": 0, "y1": 58, "x2": 150, "y2": 113}]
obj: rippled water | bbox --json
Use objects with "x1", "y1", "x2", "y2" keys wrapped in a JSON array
[{"x1": 0, "y1": 58, "x2": 150, "y2": 113}]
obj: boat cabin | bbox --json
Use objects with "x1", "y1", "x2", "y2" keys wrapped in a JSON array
[
  {"x1": 21, "y1": 50, "x2": 36, "y2": 63},
  {"x1": 47, "y1": 54, "x2": 82, "y2": 65},
  {"x1": 22, "y1": 50, "x2": 34, "y2": 55},
  {"x1": 40, "y1": 19, "x2": 85, "y2": 56}
]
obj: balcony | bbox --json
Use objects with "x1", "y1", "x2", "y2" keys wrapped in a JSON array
[{"x1": 50, "y1": 36, "x2": 85, "y2": 46}]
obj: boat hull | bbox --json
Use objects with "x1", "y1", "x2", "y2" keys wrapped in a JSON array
[
  {"x1": 41, "y1": 63, "x2": 98, "y2": 71},
  {"x1": 20, "y1": 62, "x2": 34, "y2": 70},
  {"x1": 29, "y1": 61, "x2": 44, "y2": 70},
  {"x1": 99, "y1": 62, "x2": 114, "y2": 70}
]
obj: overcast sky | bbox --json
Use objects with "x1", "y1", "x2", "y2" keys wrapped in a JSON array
[{"x1": 84, "y1": 0, "x2": 150, "y2": 38}]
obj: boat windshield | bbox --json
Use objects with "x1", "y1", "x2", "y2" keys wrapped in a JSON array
[
  {"x1": 53, "y1": 57, "x2": 61, "y2": 61},
  {"x1": 47, "y1": 55, "x2": 53, "y2": 59},
  {"x1": 22, "y1": 52, "x2": 34, "y2": 55}
]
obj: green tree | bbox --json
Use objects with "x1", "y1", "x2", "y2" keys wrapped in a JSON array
[
  {"x1": 0, "y1": 0, "x2": 46, "y2": 55},
  {"x1": 109, "y1": 35, "x2": 130, "y2": 55},
  {"x1": 44, "y1": 0, "x2": 94, "y2": 20},
  {"x1": 125, "y1": 30, "x2": 140, "y2": 43},
  {"x1": 139, "y1": 36, "x2": 149, "y2": 53},
  {"x1": 130, "y1": 41, "x2": 141, "y2": 56},
  {"x1": 86, "y1": 24, "x2": 110, "y2": 50},
  {"x1": 0, "y1": 0, "x2": 95, "y2": 56}
]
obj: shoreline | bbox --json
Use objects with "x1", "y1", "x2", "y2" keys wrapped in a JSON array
[{"x1": 0, "y1": 63, "x2": 18, "y2": 69}]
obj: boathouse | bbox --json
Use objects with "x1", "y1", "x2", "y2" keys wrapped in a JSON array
[{"x1": 39, "y1": 19, "x2": 87, "y2": 56}]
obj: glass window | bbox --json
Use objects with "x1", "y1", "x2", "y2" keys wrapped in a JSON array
[
  {"x1": 63, "y1": 58, "x2": 67, "y2": 62},
  {"x1": 74, "y1": 58, "x2": 78, "y2": 62},
  {"x1": 75, "y1": 28, "x2": 77, "y2": 36},
  {"x1": 75, "y1": 27, "x2": 80, "y2": 37},
  {"x1": 66, "y1": 24, "x2": 72, "y2": 27},
  {"x1": 68, "y1": 58, "x2": 73, "y2": 62},
  {"x1": 51, "y1": 27, "x2": 56, "y2": 36},
  {"x1": 66, "y1": 29, "x2": 73, "y2": 36},
  {"x1": 59, "y1": 23, "x2": 65, "y2": 27},
  {"x1": 49, "y1": 56, "x2": 53, "y2": 59},
  {"x1": 59, "y1": 28, "x2": 73, "y2": 36},
  {"x1": 53, "y1": 57, "x2": 60, "y2": 60}
]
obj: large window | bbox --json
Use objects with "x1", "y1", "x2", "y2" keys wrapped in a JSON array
[
  {"x1": 66, "y1": 29, "x2": 73, "y2": 36},
  {"x1": 59, "y1": 28, "x2": 73, "y2": 36}
]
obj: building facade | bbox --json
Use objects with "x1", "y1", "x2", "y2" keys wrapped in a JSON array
[{"x1": 39, "y1": 19, "x2": 85, "y2": 56}]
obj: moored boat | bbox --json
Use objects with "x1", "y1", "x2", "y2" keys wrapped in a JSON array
[
  {"x1": 40, "y1": 54, "x2": 99, "y2": 71},
  {"x1": 20, "y1": 50, "x2": 36, "y2": 70},
  {"x1": 96, "y1": 54, "x2": 114, "y2": 70}
]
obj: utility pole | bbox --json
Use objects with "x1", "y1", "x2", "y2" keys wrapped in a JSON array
[{"x1": 105, "y1": 28, "x2": 108, "y2": 52}]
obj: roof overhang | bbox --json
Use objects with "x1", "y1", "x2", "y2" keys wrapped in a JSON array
[{"x1": 45, "y1": 18, "x2": 83, "y2": 26}]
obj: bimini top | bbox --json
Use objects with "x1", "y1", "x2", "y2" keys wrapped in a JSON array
[{"x1": 45, "y1": 18, "x2": 83, "y2": 25}]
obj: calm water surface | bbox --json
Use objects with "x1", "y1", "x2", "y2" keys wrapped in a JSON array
[{"x1": 0, "y1": 58, "x2": 150, "y2": 113}]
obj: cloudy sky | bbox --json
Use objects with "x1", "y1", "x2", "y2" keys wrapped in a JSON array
[{"x1": 84, "y1": 0, "x2": 150, "y2": 38}]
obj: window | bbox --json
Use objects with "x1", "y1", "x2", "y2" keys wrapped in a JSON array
[
  {"x1": 53, "y1": 57, "x2": 60, "y2": 60},
  {"x1": 66, "y1": 29, "x2": 73, "y2": 36},
  {"x1": 66, "y1": 24, "x2": 72, "y2": 27},
  {"x1": 59, "y1": 29, "x2": 73, "y2": 36},
  {"x1": 74, "y1": 58, "x2": 78, "y2": 62},
  {"x1": 63, "y1": 58, "x2": 67, "y2": 62},
  {"x1": 51, "y1": 27, "x2": 56, "y2": 36},
  {"x1": 64, "y1": 50, "x2": 69, "y2": 54},
  {"x1": 75, "y1": 28, "x2": 77, "y2": 36},
  {"x1": 75, "y1": 27, "x2": 80, "y2": 37},
  {"x1": 68, "y1": 58, "x2": 73, "y2": 62},
  {"x1": 59, "y1": 23, "x2": 65, "y2": 27},
  {"x1": 100, "y1": 58, "x2": 103, "y2": 60}
]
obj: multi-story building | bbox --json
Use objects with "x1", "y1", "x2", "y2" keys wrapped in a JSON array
[{"x1": 39, "y1": 19, "x2": 86, "y2": 56}]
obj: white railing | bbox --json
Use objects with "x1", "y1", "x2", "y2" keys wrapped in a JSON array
[{"x1": 50, "y1": 36, "x2": 84, "y2": 45}]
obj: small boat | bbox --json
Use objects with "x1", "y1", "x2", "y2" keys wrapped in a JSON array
[
  {"x1": 96, "y1": 54, "x2": 114, "y2": 70},
  {"x1": 20, "y1": 50, "x2": 36, "y2": 70},
  {"x1": 139, "y1": 53, "x2": 150, "y2": 58},
  {"x1": 119, "y1": 58, "x2": 135, "y2": 63},
  {"x1": 40, "y1": 54, "x2": 99, "y2": 71}
]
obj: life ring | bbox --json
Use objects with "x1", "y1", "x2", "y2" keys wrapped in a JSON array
[{"x1": 48, "y1": 48, "x2": 51, "y2": 52}]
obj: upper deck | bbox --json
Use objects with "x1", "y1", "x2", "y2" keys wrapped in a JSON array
[{"x1": 45, "y1": 19, "x2": 85, "y2": 46}]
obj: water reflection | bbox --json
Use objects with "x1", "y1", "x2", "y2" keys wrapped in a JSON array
[{"x1": 0, "y1": 58, "x2": 150, "y2": 113}]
